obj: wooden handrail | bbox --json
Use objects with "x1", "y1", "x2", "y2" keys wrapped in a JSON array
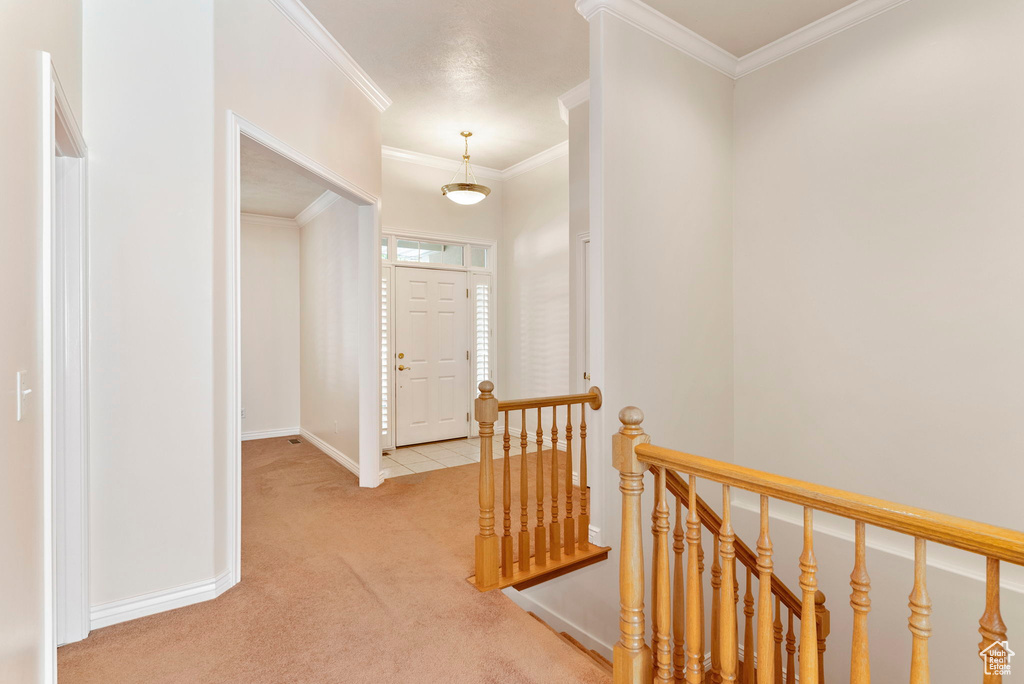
[
  {"x1": 639, "y1": 444, "x2": 1024, "y2": 566},
  {"x1": 666, "y1": 471, "x2": 802, "y2": 616},
  {"x1": 497, "y1": 387, "x2": 602, "y2": 412}
]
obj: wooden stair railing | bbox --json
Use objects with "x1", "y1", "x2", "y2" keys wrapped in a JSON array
[
  {"x1": 613, "y1": 406, "x2": 1024, "y2": 684},
  {"x1": 470, "y1": 380, "x2": 610, "y2": 591},
  {"x1": 664, "y1": 471, "x2": 825, "y2": 683}
]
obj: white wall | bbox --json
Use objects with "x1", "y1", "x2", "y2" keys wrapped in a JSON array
[
  {"x1": 241, "y1": 216, "x2": 300, "y2": 437},
  {"x1": 501, "y1": 156, "x2": 571, "y2": 403},
  {"x1": 82, "y1": 0, "x2": 382, "y2": 617},
  {"x1": 85, "y1": 0, "x2": 217, "y2": 605},
  {"x1": 733, "y1": 0, "x2": 1024, "y2": 679},
  {"x1": 381, "y1": 157, "x2": 503, "y2": 242},
  {"x1": 0, "y1": 1, "x2": 81, "y2": 678},
  {"x1": 299, "y1": 197, "x2": 363, "y2": 465},
  {"x1": 520, "y1": 11, "x2": 736, "y2": 651}
]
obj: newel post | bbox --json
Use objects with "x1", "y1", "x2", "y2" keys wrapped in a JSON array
[
  {"x1": 613, "y1": 407, "x2": 652, "y2": 684},
  {"x1": 474, "y1": 381, "x2": 500, "y2": 589}
]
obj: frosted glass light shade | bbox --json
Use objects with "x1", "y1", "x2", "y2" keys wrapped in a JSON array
[{"x1": 442, "y1": 182, "x2": 490, "y2": 205}]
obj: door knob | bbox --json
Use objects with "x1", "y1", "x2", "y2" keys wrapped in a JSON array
[
  {"x1": 398, "y1": 365, "x2": 409, "y2": 371},
  {"x1": 398, "y1": 353, "x2": 405, "y2": 359}
]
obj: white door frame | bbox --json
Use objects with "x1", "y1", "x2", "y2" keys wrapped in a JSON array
[
  {"x1": 380, "y1": 228, "x2": 498, "y2": 448},
  {"x1": 573, "y1": 232, "x2": 591, "y2": 394},
  {"x1": 43, "y1": 53, "x2": 90, "y2": 665},
  {"x1": 225, "y1": 112, "x2": 383, "y2": 585}
]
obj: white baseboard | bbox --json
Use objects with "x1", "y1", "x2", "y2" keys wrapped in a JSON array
[
  {"x1": 502, "y1": 587, "x2": 615, "y2": 660},
  {"x1": 90, "y1": 569, "x2": 234, "y2": 630},
  {"x1": 241, "y1": 427, "x2": 300, "y2": 441},
  {"x1": 300, "y1": 429, "x2": 359, "y2": 479}
]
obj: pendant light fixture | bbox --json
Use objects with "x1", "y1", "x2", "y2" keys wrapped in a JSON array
[{"x1": 441, "y1": 131, "x2": 491, "y2": 205}]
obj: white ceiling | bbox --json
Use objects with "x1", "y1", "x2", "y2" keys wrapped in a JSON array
[
  {"x1": 301, "y1": 0, "x2": 589, "y2": 170},
  {"x1": 642, "y1": 0, "x2": 859, "y2": 57},
  {"x1": 298, "y1": 0, "x2": 862, "y2": 168},
  {"x1": 240, "y1": 136, "x2": 333, "y2": 219}
]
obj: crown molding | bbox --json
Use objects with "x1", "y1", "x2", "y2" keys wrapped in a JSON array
[
  {"x1": 575, "y1": 0, "x2": 737, "y2": 77},
  {"x1": 295, "y1": 190, "x2": 340, "y2": 226},
  {"x1": 383, "y1": 141, "x2": 569, "y2": 183},
  {"x1": 501, "y1": 141, "x2": 569, "y2": 181},
  {"x1": 735, "y1": 0, "x2": 912, "y2": 77},
  {"x1": 240, "y1": 212, "x2": 298, "y2": 228},
  {"x1": 268, "y1": 0, "x2": 391, "y2": 112},
  {"x1": 382, "y1": 146, "x2": 503, "y2": 181},
  {"x1": 576, "y1": 0, "x2": 913, "y2": 80},
  {"x1": 558, "y1": 80, "x2": 591, "y2": 124}
]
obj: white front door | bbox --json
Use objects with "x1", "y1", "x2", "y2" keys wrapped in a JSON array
[{"x1": 395, "y1": 267, "x2": 470, "y2": 446}]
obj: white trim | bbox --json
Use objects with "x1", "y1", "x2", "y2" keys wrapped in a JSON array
[
  {"x1": 502, "y1": 587, "x2": 614, "y2": 660},
  {"x1": 267, "y1": 0, "x2": 391, "y2": 112},
  {"x1": 384, "y1": 227, "x2": 498, "y2": 251},
  {"x1": 558, "y1": 80, "x2": 591, "y2": 124},
  {"x1": 241, "y1": 427, "x2": 300, "y2": 441},
  {"x1": 735, "y1": 0, "x2": 912, "y2": 77},
  {"x1": 40, "y1": 52, "x2": 56, "y2": 684},
  {"x1": 575, "y1": 0, "x2": 912, "y2": 80},
  {"x1": 301, "y1": 429, "x2": 361, "y2": 479},
  {"x1": 575, "y1": 0, "x2": 737, "y2": 77},
  {"x1": 295, "y1": 190, "x2": 340, "y2": 227},
  {"x1": 239, "y1": 212, "x2": 298, "y2": 229},
  {"x1": 501, "y1": 141, "x2": 569, "y2": 181},
  {"x1": 89, "y1": 570, "x2": 233, "y2": 630},
  {"x1": 382, "y1": 140, "x2": 569, "y2": 183},
  {"x1": 731, "y1": 489, "x2": 1024, "y2": 595},
  {"x1": 50, "y1": 58, "x2": 90, "y2": 651},
  {"x1": 382, "y1": 145, "x2": 503, "y2": 181}
]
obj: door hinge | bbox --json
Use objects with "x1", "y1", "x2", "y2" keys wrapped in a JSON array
[
  {"x1": 466, "y1": 288, "x2": 470, "y2": 298},
  {"x1": 466, "y1": 350, "x2": 470, "y2": 360},
  {"x1": 467, "y1": 412, "x2": 470, "y2": 422}
]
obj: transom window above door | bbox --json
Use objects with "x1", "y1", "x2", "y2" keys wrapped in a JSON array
[{"x1": 381, "y1": 234, "x2": 491, "y2": 271}]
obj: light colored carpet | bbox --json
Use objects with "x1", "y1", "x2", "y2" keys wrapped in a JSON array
[{"x1": 58, "y1": 437, "x2": 610, "y2": 683}]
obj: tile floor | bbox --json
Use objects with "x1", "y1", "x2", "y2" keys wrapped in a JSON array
[{"x1": 382, "y1": 434, "x2": 538, "y2": 479}]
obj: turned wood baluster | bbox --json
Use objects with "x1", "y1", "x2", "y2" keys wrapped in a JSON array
[
  {"x1": 908, "y1": 538, "x2": 932, "y2": 684},
  {"x1": 564, "y1": 405, "x2": 576, "y2": 554},
  {"x1": 501, "y1": 412, "x2": 513, "y2": 577},
  {"x1": 673, "y1": 497, "x2": 686, "y2": 683},
  {"x1": 711, "y1": 536, "x2": 722, "y2": 684},
  {"x1": 534, "y1": 408, "x2": 546, "y2": 567},
  {"x1": 743, "y1": 568, "x2": 755, "y2": 684},
  {"x1": 653, "y1": 467, "x2": 673, "y2": 682},
  {"x1": 578, "y1": 405, "x2": 590, "y2": 552},
  {"x1": 720, "y1": 485, "x2": 739, "y2": 683},
  {"x1": 773, "y1": 597, "x2": 783, "y2": 684},
  {"x1": 785, "y1": 610, "x2": 796, "y2": 684},
  {"x1": 850, "y1": 521, "x2": 871, "y2": 684},
  {"x1": 979, "y1": 558, "x2": 1007, "y2": 684},
  {"x1": 685, "y1": 474, "x2": 705, "y2": 684},
  {"x1": 799, "y1": 507, "x2": 819, "y2": 684},
  {"x1": 549, "y1": 405, "x2": 561, "y2": 562},
  {"x1": 756, "y1": 496, "x2": 775, "y2": 684},
  {"x1": 815, "y1": 591, "x2": 829, "y2": 684},
  {"x1": 612, "y1": 408, "x2": 652, "y2": 682},
  {"x1": 474, "y1": 381, "x2": 499, "y2": 588},
  {"x1": 518, "y1": 409, "x2": 530, "y2": 573}
]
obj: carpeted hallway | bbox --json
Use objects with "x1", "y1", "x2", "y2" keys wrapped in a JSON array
[{"x1": 57, "y1": 437, "x2": 611, "y2": 683}]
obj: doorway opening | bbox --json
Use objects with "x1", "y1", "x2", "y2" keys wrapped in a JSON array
[{"x1": 227, "y1": 114, "x2": 382, "y2": 586}]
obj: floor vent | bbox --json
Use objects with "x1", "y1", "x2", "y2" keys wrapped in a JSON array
[{"x1": 288, "y1": 438, "x2": 301, "y2": 445}]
